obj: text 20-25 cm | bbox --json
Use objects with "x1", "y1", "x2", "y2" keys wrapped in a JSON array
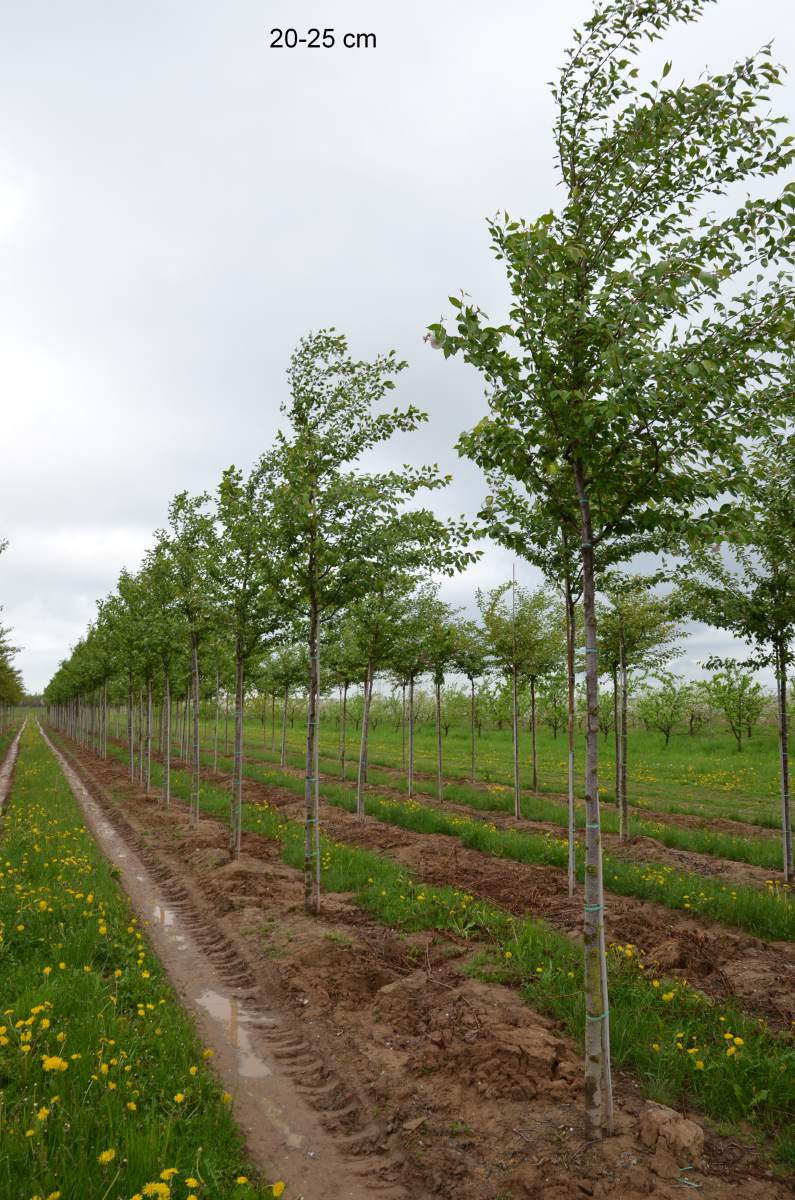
[{"x1": 269, "y1": 28, "x2": 377, "y2": 49}]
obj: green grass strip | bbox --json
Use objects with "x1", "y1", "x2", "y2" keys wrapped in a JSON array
[
  {"x1": 0, "y1": 724, "x2": 281, "y2": 1200},
  {"x1": 91, "y1": 736, "x2": 795, "y2": 1167}
]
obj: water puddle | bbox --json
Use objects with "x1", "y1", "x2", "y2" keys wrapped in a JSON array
[{"x1": 197, "y1": 989, "x2": 276, "y2": 1080}]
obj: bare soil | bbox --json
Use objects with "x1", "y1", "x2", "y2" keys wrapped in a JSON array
[{"x1": 47, "y1": 731, "x2": 794, "y2": 1199}]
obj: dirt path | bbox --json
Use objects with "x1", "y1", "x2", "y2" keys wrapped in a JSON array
[
  {"x1": 48, "y1": 730, "x2": 795, "y2": 1199},
  {"x1": 40, "y1": 724, "x2": 405, "y2": 1200},
  {"x1": 0, "y1": 722, "x2": 23, "y2": 813}
]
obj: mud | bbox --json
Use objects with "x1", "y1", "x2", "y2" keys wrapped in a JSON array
[
  {"x1": 0, "y1": 721, "x2": 23, "y2": 813},
  {"x1": 48, "y1": 730, "x2": 795, "y2": 1199}
]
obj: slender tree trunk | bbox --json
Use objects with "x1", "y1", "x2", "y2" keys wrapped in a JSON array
[
  {"x1": 127, "y1": 682, "x2": 134, "y2": 781},
  {"x1": 163, "y1": 667, "x2": 171, "y2": 807},
  {"x1": 512, "y1": 664, "x2": 520, "y2": 820},
  {"x1": 776, "y1": 641, "x2": 793, "y2": 881},
  {"x1": 530, "y1": 676, "x2": 538, "y2": 792},
  {"x1": 340, "y1": 681, "x2": 349, "y2": 781},
  {"x1": 224, "y1": 693, "x2": 230, "y2": 755},
  {"x1": 408, "y1": 673, "x2": 415, "y2": 798},
  {"x1": 270, "y1": 692, "x2": 276, "y2": 753},
  {"x1": 612, "y1": 667, "x2": 620, "y2": 814},
  {"x1": 362, "y1": 673, "x2": 374, "y2": 784},
  {"x1": 398, "y1": 681, "x2": 405, "y2": 768},
  {"x1": 470, "y1": 677, "x2": 476, "y2": 784},
  {"x1": 435, "y1": 678, "x2": 443, "y2": 802},
  {"x1": 619, "y1": 640, "x2": 629, "y2": 841},
  {"x1": 356, "y1": 661, "x2": 373, "y2": 819},
  {"x1": 565, "y1": 578, "x2": 577, "y2": 898},
  {"x1": 145, "y1": 678, "x2": 153, "y2": 795},
  {"x1": 576, "y1": 467, "x2": 613, "y2": 1138},
  {"x1": 214, "y1": 666, "x2": 220, "y2": 773},
  {"x1": 138, "y1": 688, "x2": 144, "y2": 784},
  {"x1": 231, "y1": 648, "x2": 244, "y2": 858},
  {"x1": 304, "y1": 596, "x2": 321, "y2": 914},
  {"x1": 280, "y1": 688, "x2": 288, "y2": 768},
  {"x1": 190, "y1": 635, "x2": 201, "y2": 828}
]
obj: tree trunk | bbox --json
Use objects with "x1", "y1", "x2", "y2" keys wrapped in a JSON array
[
  {"x1": 214, "y1": 666, "x2": 220, "y2": 773},
  {"x1": 470, "y1": 678, "x2": 476, "y2": 785},
  {"x1": 224, "y1": 693, "x2": 230, "y2": 755},
  {"x1": 270, "y1": 692, "x2": 276, "y2": 753},
  {"x1": 163, "y1": 667, "x2": 171, "y2": 807},
  {"x1": 127, "y1": 682, "x2": 134, "y2": 781},
  {"x1": 435, "y1": 678, "x2": 443, "y2": 803},
  {"x1": 138, "y1": 687, "x2": 144, "y2": 784},
  {"x1": 612, "y1": 668, "x2": 620, "y2": 811},
  {"x1": 408, "y1": 674, "x2": 416, "y2": 798},
  {"x1": 280, "y1": 687, "x2": 288, "y2": 767},
  {"x1": 340, "y1": 682, "x2": 349, "y2": 781},
  {"x1": 530, "y1": 676, "x2": 538, "y2": 792},
  {"x1": 576, "y1": 467, "x2": 613, "y2": 1138},
  {"x1": 145, "y1": 678, "x2": 153, "y2": 795},
  {"x1": 565, "y1": 579, "x2": 576, "y2": 898},
  {"x1": 190, "y1": 635, "x2": 201, "y2": 829},
  {"x1": 356, "y1": 661, "x2": 373, "y2": 819},
  {"x1": 231, "y1": 647, "x2": 244, "y2": 858},
  {"x1": 304, "y1": 597, "x2": 321, "y2": 914},
  {"x1": 619, "y1": 640, "x2": 629, "y2": 841},
  {"x1": 511, "y1": 664, "x2": 520, "y2": 820},
  {"x1": 776, "y1": 641, "x2": 793, "y2": 882},
  {"x1": 401, "y1": 682, "x2": 407, "y2": 768}
]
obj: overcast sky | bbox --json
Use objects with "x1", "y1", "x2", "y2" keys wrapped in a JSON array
[{"x1": 1, "y1": 0, "x2": 792, "y2": 693}]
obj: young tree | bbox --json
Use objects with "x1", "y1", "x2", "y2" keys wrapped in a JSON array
[
  {"x1": 156, "y1": 493, "x2": 218, "y2": 829},
  {"x1": 598, "y1": 575, "x2": 679, "y2": 839},
  {"x1": 429, "y1": 0, "x2": 794, "y2": 1137},
  {"x1": 215, "y1": 465, "x2": 287, "y2": 857},
  {"x1": 704, "y1": 660, "x2": 765, "y2": 752},
  {"x1": 267, "y1": 331, "x2": 475, "y2": 913},
  {"x1": 451, "y1": 618, "x2": 490, "y2": 783},
  {"x1": 676, "y1": 438, "x2": 795, "y2": 877},
  {"x1": 636, "y1": 674, "x2": 689, "y2": 745}
]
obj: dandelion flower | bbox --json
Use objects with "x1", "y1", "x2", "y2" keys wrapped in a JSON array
[{"x1": 97, "y1": 1149, "x2": 116, "y2": 1165}]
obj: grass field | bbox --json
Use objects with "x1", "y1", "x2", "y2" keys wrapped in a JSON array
[
  {"x1": 196, "y1": 709, "x2": 788, "y2": 830},
  {"x1": 0, "y1": 723, "x2": 280, "y2": 1200}
]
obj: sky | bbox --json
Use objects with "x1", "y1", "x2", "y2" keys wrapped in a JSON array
[{"x1": 1, "y1": 0, "x2": 792, "y2": 693}]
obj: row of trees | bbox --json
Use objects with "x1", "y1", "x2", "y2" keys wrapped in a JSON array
[{"x1": 44, "y1": 0, "x2": 795, "y2": 1138}]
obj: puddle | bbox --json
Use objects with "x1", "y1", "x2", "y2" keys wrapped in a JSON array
[{"x1": 197, "y1": 989, "x2": 276, "y2": 1080}]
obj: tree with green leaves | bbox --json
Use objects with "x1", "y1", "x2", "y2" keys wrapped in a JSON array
[
  {"x1": 598, "y1": 574, "x2": 679, "y2": 839},
  {"x1": 636, "y1": 673, "x2": 689, "y2": 745},
  {"x1": 451, "y1": 617, "x2": 490, "y2": 783},
  {"x1": 156, "y1": 493, "x2": 218, "y2": 829},
  {"x1": 704, "y1": 659, "x2": 765, "y2": 752},
  {"x1": 429, "y1": 0, "x2": 794, "y2": 1137},
  {"x1": 265, "y1": 331, "x2": 475, "y2": 913},
  {"x1": 477, "y1": 582, "x2": 560, "y2": 813},
  {"x1": 675, "y1": 438, "x2": 795, "y2": 878},
  {"x1": 215, "y1": 465, "x2": 287, "y2": 857}
]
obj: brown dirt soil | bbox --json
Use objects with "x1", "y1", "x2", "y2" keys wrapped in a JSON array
[
  {"x1": 168, "y1": 754, "x2": 795, "y2": 1029},
  {"x1": 50, "y1": 731, "x2": 794, "y2": 1200}
]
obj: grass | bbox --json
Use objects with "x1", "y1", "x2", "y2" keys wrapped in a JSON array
[
  {"x1": 0, "y1": 723, "x2": 282, "y2": 1200},
  {"x1": 195, "y1": 709, "x2": 788, "y2": 829},
  {"x1": 72, "y1": 731, "x2": 795, "y2": 1169},
  {"x1": 145, "y1": 739, "x2": 794, "y2": 942}
]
